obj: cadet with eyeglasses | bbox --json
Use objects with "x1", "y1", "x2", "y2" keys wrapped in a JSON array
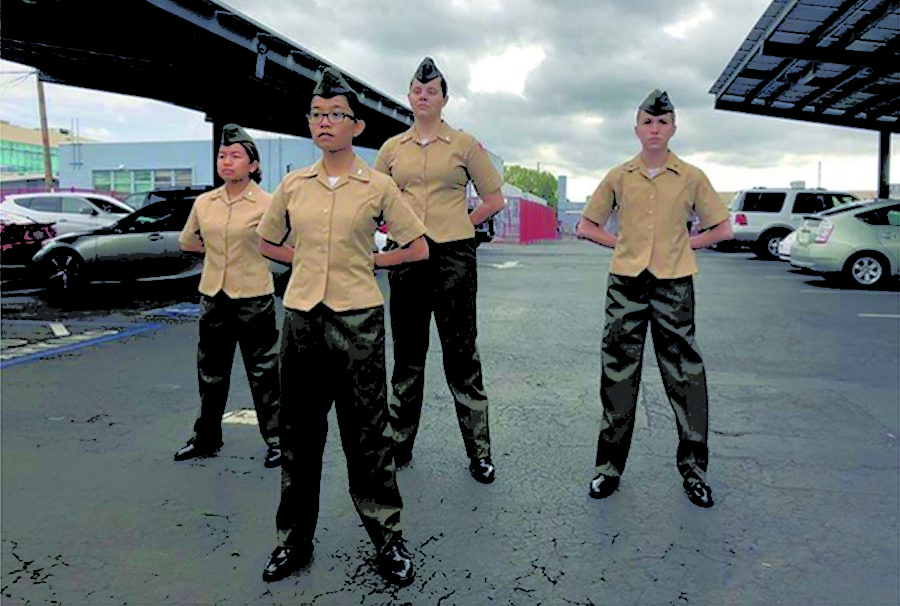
[
  {"x1": 257, "y1": 67, "x2": 429, "y2": 586},
  {"x1": 374, "y1": 57, "x2": 506, "y2": 484},
  {"x1": 577, "y1": 90, "x2": 733, "y2": 508}
]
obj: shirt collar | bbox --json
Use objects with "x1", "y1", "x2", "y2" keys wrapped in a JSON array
[
  {"x1": 211, "y1": 180, "x2": 261, "y2": 203},
  {"x1": 399, "y1": 120, "x2": 453, "y2": 144},
  {"x1": 302, "y1": 155, "x2": 372, "y2": 186},
  {"x1": 624, "y1": 152, "x2": 683, "y2": 176}
]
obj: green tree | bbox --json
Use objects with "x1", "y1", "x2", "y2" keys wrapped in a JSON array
[{"x1": 503, "y1": 165, "x2": 558, "y2": 208}]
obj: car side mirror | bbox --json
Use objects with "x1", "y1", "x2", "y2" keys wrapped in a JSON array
[{"x1": 887, "y1": 210, "x2": 900, "y2": 226}]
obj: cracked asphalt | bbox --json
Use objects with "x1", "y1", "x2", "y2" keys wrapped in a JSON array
[{"x1": 2, "y1": 240, "x2": 898, "y2": 605}]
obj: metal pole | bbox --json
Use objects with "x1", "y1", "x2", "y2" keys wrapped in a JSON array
[
  {"x1": 35, "y1": 73, "x2": 53, "y2": 191},
  {"x1": 878, "y1": 130, "x2": 890, "y2": 199}
]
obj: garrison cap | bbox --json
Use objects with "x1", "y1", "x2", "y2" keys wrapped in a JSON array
[
  {"x1": 313, "y1": 67, "x2": 357, "y2": 99},
  {"x1": 220, "y1": 123, "x2": 254, "y2": 146},
  {"x1": 413, "y1": 56, "x2": 445, "y2": 84},
  {"x1": 639, "y1": 89, "x2": 675, "y2": 116}
]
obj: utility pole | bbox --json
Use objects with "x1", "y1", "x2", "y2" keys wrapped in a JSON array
[{"x1": 35, "y1": 72, "x2": 53, "y2": 191}]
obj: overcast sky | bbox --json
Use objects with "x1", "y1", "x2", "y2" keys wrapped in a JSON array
[{"x1": 1, "y1": 0, "x2": 897, "y2": 201}]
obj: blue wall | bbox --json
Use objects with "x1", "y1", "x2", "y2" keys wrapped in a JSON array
[{"x1": 58, "y1": 136, "x2": 378, "y2": 194}]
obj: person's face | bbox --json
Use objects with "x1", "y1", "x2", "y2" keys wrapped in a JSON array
[
  {"x1": 217, "y1": 143, "x2": 257, "y2": 182},
  {"x1": 408, "y1": 78, "x2": 447, "y2": 120},
  {"x1": 308, "y1": 95, "x2": 364, "y2": 152},
  {"x1": 635, "y1": 111, "x2": 676, "y2": 152}
]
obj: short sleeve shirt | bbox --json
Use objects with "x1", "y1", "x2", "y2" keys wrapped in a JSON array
[
  {"x1": 257, "y1": 155, "x2": 426, "y2": 312},
  {"x1": 374, "y1": 120, "x2": 503, "y2": 243},
  {"x1": 582, "y1": 153, "x2": 730, "y2": 278},
  {"x1": 178, "y1": 181, "x2": 274, "y2": 298}
]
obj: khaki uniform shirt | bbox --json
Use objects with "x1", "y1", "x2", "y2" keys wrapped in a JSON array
[
  {"x1": 179, "y1": 181, "x2": 274, "y2": 298},
  {"x1": 583, "y1": 152, "x2": 730, "y2": 278},
  {"x1": 257, "y1": 155, "x2": 426, "y2": 312},
  {"x1": 374, "y1": 120, "x2": 503, "y2": 243}
]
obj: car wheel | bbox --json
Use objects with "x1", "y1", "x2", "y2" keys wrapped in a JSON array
[
  {"x1": 843, "y1": 252, "x2": 889, "y2": 288},
  {"x1": 44, "y1": 250, "x2": 85, "y2": 292},
  {"x1": 756, "y1": 230, "x2": 788, "y2": 260}
]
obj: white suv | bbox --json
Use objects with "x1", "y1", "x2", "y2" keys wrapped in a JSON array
[
  {"x1": 729, "y1": 187, "x2": 859, "y2": 259},
  {"x1": 1, "y1": 192, "x2": 134, "y2": 236}
]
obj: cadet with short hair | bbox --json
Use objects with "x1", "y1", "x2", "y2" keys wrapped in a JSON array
[
  {"x1": 258, "y1": 67, "x2": 428, "y2": 585},
  {"x1": 577, "y1": 90, "x2": 733, "y2": 508},
  {"x1": 375, "y1": 57, "x2": 506, "y2": 484},
  {"x1": 175, "y1": 124, "x2": 284, "y2": 468}
]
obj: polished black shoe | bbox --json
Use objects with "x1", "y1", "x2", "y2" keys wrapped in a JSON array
[
  {"x1": 469, "y1": 457, "x2": 495, "y2": 484},
  {"x1": 263, "y1": 446, "x2": 283, "y2": 468},
  {"x1": 262, "y1": 544, "x2": 312, "y2": 582},
  {"x1": 376, "y1": 536, "x2": 415, "y2": 586},
  {"x1": 394, "y1": 449, "x2": 413, "y2": 470},
  {"x1": 173, "y1": 439, "x2": 221, "y2": 461},
  {"x1": 588, "y1": 473, "x2": 620, "y2": 499},
  {"x1": 683, "y1": 477, "x2": 714, "y2": 508}
]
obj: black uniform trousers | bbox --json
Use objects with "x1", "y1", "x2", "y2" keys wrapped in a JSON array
[
  {"x1": 387, "y1": 237, "x2": 491, "y2": 461},
  {"x1": 191, "y1": 292, "x2": 280, "y2": 448},
  {"x1": 596, "y1": 271, "x2": 709, "y2": 481},
  {"x1": 276, "y1": 304, "x2": 402, "y2": 552}
]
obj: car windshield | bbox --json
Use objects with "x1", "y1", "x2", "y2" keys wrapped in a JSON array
[
  {"x1": 819, "y1": 203, "x2": 867, "y2": 216},
  {"x1": 87, "y1": 197, "x2": 132, "y2": 214}
]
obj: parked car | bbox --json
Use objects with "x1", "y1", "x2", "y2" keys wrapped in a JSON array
[
  {"x1": 32, "y1": 199, "x2": 204, "y2": 293},
  {"x1": 0, "y1": 208, "x2": 57, "y2": 267},
  {"x1": 777, "y1": 202, "x2": 872, "y2": 262},
  {"x1": 1, "y1": 192, "x2": 134, "y2": 236},
  {"x1": 33, "y1": 197, "x2": 290, "y2": 294},
  {"x1": 728, "y1": 187, "x2": 859, "y2": 259},
  {"x1": 790, "y1": 199, "x2": 900, "y2": 288},
  {"x1": 122, "y1": 186, "x2": 214, "y2": 210}
]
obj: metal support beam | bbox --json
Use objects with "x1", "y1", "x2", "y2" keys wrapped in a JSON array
[
  {"x1": 715, "y1": 99, "x2": 900, "y2": 132},
  {"x1": 761, "y1": 41, "x2": 891, "y2": 69},
  {"x1": 878, "y1": 130, "x2": 891, "y2": 199}
]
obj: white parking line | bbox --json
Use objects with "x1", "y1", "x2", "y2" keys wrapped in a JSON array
[
  {"x1": 801, "y1": 290, "x2": 899, "y2": 296},
  {"x1": 858, "y1": 313, "x2": 900, "y2": 319},
  {"x1": 222, "y1": 409, "x2": 258, "y2": 425}
]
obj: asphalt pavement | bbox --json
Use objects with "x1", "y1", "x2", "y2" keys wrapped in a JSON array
[{"x1": 1, "y1": 240, "x2": 898, "y2": 605}]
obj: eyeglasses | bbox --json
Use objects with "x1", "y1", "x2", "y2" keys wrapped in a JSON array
[{"x1": 306, "y1": 110, "x2": 356, "y2": 124}]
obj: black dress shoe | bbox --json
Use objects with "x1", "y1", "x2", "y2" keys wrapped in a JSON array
[
  {"x1": 173, "y1": 439, "x2": 221, "y2": 462},
  {"x1": 393, "y1": 449, "x2": 412, "y2": 470},
  {"x1": 376, "y1": 535, "x2": 415, "y2": 586},
  {"x1": 263, "y1": 446, "x2": 283, "y2": 468},
  {"x1": 588, "y1": 473, "x2": 620, "y2": 499},
  {"x1": 469, "y1": 457, "x2": 495, "y2": 484},
  {"x1": 683, "y1": 477, "x2": 714, "y2": 508},
  {"x1": 262, "y1": 544, "x2": 312, "y2": 582}
]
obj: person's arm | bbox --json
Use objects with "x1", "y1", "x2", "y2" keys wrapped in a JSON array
[
  {"x1": 576, "y1": 216, "x2": 618, "y2": 249},
  {"x1": 469, "y1": 190, "x2": 506, "y2": 226},
  {"x1": 181, "y1": 239, "x2": 205, "y2": 253},
  {"x1": 179, "y1": 203, "x2": 204, "y2": 252},
  {"x1": 374, "y1": 235, "x2": 429, "y2": 268},
  {"x1": 259, "y1": 239, "x2": 294, "y2": 265},
  {"x1": 690, "y1": 220, "x2": 733, "y2": 249}
]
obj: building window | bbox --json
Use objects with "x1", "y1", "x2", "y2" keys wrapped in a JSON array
[
  {"x1": 91, "y1": 168, "x2": 193, "y2": 194},
  {"x1": 153, "y1": 169, "x2": 174, "y2": 188}
]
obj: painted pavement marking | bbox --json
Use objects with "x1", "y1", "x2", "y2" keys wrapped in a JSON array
[
  {"x1": 801, "y1": 289, "x2": 899, "y2": 296},
  {"x1": 222, "y1": 409, "x2": 258, "y2": 425},
  {"x1": 0, "y1": 324, "x2": 163, "y2": 369},
  {"x1": 858, "y1": 313, "x2": 900, "y2": 319},
  {"x1": 488, "y1": 261, "x2": 520, "y2": 269},
  {"x1": 50, "y1": 322, "x2": 71, "y2": 337}
]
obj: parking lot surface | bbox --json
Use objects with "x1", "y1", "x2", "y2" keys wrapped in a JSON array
[{"x1": 2, "y1": 240, "x2": 898, "y2": 605}]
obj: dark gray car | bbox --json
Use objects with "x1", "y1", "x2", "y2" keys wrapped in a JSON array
[{"x1": 32, "y1": 199, "x2": 203, "y2": 293}]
